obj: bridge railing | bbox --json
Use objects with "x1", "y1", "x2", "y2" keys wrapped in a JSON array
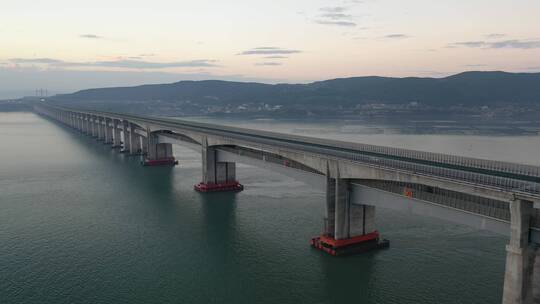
[
  {"x1": 332, "y1": 145, "x2": 540, "y2": 196},
  {"x1": 259, "y1": 131, "x2": 540, "y2": 179}
]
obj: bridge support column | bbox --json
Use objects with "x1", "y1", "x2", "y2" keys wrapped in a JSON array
[
  {"x1": 104, "y1": 118, "x2": 113, "y2": 144},
  {"x1": 97, "y1": 117, "x2": 105, "y2": 141},
  {"x1": 112, "y1": 120, "x2": 122, "y2": 148},
  {"x1": 194, "y1": 138, "x2": 243, "y2": 192},
  {"x1": 79, "y1": 116, "x2": 85, "y2": 133},
  {"x1": 84, "y1": 115, "x2": 90, "y2": 135},
  {"x1": 79, "y1": 116, "x2": 84, "y2": 132},
  {"x1": 502, "y1": 199, "x2": 539, "y2": 304},
  {"x1": 77, "y1": 116, "x2": 81, "y2": 130},
  {"x1": 121, "y1": 121, "x2": 131, "y2": 153},
  {"x1": 311, "y1": 173, "x2": 388, "y2": 256},
  {"x1": 133, "y1": 134, "x2": 144, "y2": 155},
  {"x1": 141, "y1": 135, "x2": 148, "y2": 155},
  {"x1": 142, "y1": 131, "x2": 177, "y2": 166},
  {"x1": 128, "y1": 123, "x2": 138, "y2": 155},
  {"x1": 88, "y1": 116, "x2": 93, "y2": 136},
  {"x1": 92, "y1": 116, "x2": 98, "y2": 138}
]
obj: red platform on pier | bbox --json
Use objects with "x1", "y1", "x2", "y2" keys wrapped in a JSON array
[
  {"x1": 310, "y1": 231, "x2": 389, "y2": 256},
  {"x1": 194, "y1": 181, "x2": 244, "y2": 193},
  {"x1": 142, "y1": 157, "x2": 178, "y2": 166}
]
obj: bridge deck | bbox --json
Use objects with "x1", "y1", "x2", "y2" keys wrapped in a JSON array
[{"x1": 37, "y1": 103, "x2": 540, "y2": 201}]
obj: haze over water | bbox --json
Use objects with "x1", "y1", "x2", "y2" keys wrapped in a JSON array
[{"x1": 4, "y1": 112, "x2": 538, "y2": 303}]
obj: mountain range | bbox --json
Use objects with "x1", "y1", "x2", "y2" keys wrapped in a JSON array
[{"x1": 52, "y1": 71, "x2": 540, "y2": 106}]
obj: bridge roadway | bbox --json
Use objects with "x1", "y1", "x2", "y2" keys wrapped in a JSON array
[{"x1": 35, "y1": 102, "x2": 539, "y2": 304}]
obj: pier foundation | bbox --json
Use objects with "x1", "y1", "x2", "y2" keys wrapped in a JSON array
[
  {"x1": 194, "y1": 138, "x2": 242, "y2": 192},
  {"x1": 142, "y1": 131, "x2": 177, "y2": 166},
  {"x1": 311, "y1": 170, "x2": 388, "y2": 256}
]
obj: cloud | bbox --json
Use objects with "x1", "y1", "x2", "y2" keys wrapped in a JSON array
[
  {"x1": 238, "y1": 47, "x2": 301, "y2": 55},
  {"x1": 489, "y1": 40, "x2": 540, "y2": 49},
  {"x1": 486, "y1": 33, "x2": 505, "y2": 39},
  {"x1": 315, "y1": 20, "x2": 356, "y2": 26},
  {"x1": 80, "y1": 34, "x2": 103, "y2": 39},
  {"x1": 8, "y1": 58, "x2": 218, "y2": 69},
  {"x1": 321, "y1": 13, "x2": 352, "y2": 20},
  {"x1": 10, "y1": 58, "x2": 66, "y2": 64},
  {"x1": 452, "y1": 41, "x2": 485, "y2": 47},
  {"x1": 320, "y1": 6, "x2": 347, "y2": 13},
  {"x1": 315, "y1": 6, "x2": 357, "y2": 27},
  {"x1": 264, "y1": 56, "x2": 288, "y2": 59},
  {"x1": 255, "y1": 62, "x2": 282, "y2": 66},
  {"x1": 384, "y1": 34, "x2": 410, "y2": 39},
  {"x1": 450, "y1": 39, "x2": 540, "y2": 49},
  {"x1": 464, "y1": 64, "x2": 488, "y2": 67},
  {"x1": 89, "y1": 59, "x2": 217, "y2": 68}
]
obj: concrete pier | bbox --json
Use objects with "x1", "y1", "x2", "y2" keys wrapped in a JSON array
[
  {"x1": 91, "y1": 116, "x2": 98, "y2": 137},
  {"x1": 143, "y1": 131, "x2": 177, "y2": 166},
  {"x1": 128, "y1": 123, "x2": 138, "y2": 155},
  {"x1": 97, "y1": 117, "x2": 105, "y2": 141},
  {"x1": 112, "y1": 119, "x2": 122, "y2": 148},
  {"x1": 326, "y1": 178, "x2": 376, "y2": 240},
  {"x1": 77, "y1": 115, "x2": 83, "y2": 131},
  {"x1": 84, "y1": 115, "x2": 90, "y2": 135},
  {"x1": 104, "y1": 118, "x2": 113, "y2": 144},
  {"x1": 194, "y1": 138, "x2": 242, "y2": 192},
  {"x1": 121, "y1": 120, "x2": 131, "y2": 153},
  {"x1": 311, "y1": 161, "x2": 386, "y2": 255},
  {"x1": 502, "y1": 199, "x2": 539, "y2": 304},
  {"x1": 141, "y1": 135, "x2": 148, "y2": 155}
]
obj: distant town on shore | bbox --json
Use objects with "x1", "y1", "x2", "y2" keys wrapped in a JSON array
[{"x1": 2, "y1": 71, "x2": 540, "y2": 121}]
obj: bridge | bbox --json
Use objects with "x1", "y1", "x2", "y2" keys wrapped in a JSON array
[{"x1": 35, "y1": 102, "x2": 539, "y2": 304}]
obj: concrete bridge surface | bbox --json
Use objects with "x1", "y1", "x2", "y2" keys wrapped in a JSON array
[{"x1": 35, "y1": 103, "x2": 540, "y2": 304}]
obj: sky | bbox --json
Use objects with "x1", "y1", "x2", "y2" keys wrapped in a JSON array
[{"x1": 1, "y1": 0, "x2": 540, "y2": 98}]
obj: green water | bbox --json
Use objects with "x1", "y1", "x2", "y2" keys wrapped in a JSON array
[{"x1": 0, "y1": 112, "x2": 512, "y2": 303}]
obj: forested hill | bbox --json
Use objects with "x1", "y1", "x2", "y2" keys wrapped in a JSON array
[{"x1": 52, "y1": 71, "x2": 540, "y2": 106}]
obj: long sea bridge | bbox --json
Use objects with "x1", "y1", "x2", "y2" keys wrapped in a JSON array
[{"x1": 35, "y1": 103, "x2": 540, "y2": 304}]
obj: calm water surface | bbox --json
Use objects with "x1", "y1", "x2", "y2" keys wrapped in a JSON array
[{"x1": 3, "y1": 112, "x2": 536, "y2": 303}]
